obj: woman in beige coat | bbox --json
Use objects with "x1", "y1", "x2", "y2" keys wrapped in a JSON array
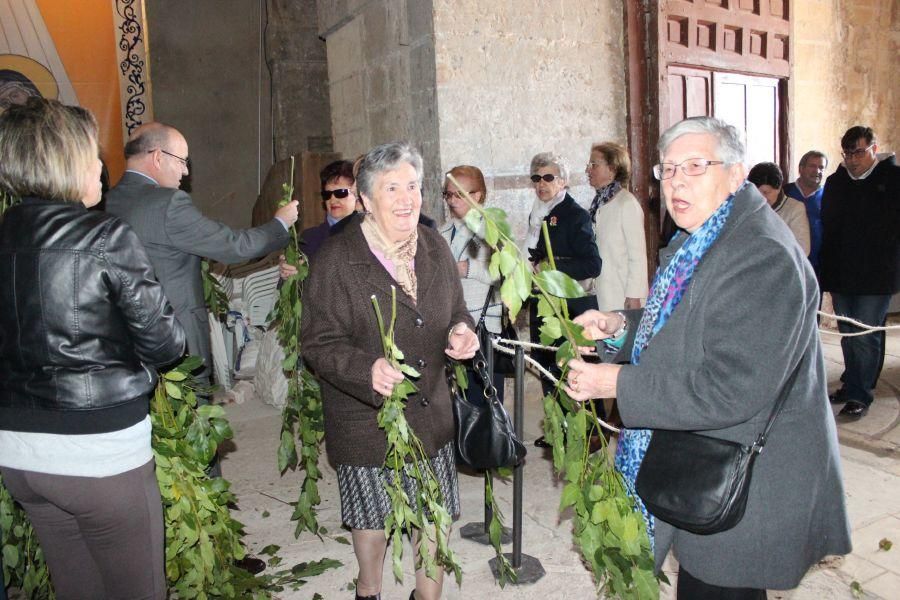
[{"x1": 586, "y1": 142, "x2": 648, "y2": 311}]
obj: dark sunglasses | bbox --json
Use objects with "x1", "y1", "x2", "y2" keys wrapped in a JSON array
[
  {"x1": 530, "y1": 173, "x2": 559, "y2": 183},
  {"x1": 321, "y1": 188, "x2": 352, "y2": 200}
]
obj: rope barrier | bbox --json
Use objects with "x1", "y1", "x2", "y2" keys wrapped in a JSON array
[
  {"x1": 491, "y1": 336, "x2": 621, "y2": 434},
  {"x1": 490, "y1": 310, "x2": 899, "y2": 431},
  {"x1": 817, "y1": 311, "x2": 900, "y2": 337}
]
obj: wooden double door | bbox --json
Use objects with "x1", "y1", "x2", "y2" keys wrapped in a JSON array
[{"x1": 666, "y1": 66, "x2": 782, "y2": 168}]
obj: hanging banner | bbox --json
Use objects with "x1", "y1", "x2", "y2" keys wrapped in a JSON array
[{"x1": 0, "y1": 0, "x2": 152, "y2": 183}]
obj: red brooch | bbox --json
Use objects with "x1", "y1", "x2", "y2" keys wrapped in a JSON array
[{"x1": 549, "y1": 216, "x2": 558, "y2": 226}]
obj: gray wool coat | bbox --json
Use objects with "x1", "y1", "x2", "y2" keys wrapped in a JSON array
[
  {"x1": 107, "y1": 171, "x2": 289, "y2": 377},
  {"x1": 300, "y1": 218, "x2": 474, "y2": 467},
  {"x1": 615, "y1": 183, "x2": 851, "y2": 589}
]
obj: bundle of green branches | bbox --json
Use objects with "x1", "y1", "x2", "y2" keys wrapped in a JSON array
[
  {"x1": 271, "y1": 157, "x2": 326, "y2": 538},
  {"x1": 447, "y1": 175, "x2": 663, "y2": 598}
]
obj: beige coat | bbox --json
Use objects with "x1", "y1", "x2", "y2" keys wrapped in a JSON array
[{"x1": 592, "y1": 188, "x2": 648, "y2": 311}]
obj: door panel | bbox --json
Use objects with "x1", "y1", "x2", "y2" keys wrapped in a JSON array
[{"x1": 713, "y1": 71, "x2": 779, "y2": 167}]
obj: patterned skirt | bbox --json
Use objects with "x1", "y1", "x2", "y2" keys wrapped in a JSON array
[{"x1": 336, "y1": 442, "x2": 460, "y2": 530}]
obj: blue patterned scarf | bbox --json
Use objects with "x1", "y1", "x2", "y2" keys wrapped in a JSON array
[{"x1": 615, "y1": 191, "x2": 736, "y2": 545}]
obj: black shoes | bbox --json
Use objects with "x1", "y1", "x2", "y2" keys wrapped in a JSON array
[
  {"x1": 234, "y1": 555, "x2": 266, "y2": 574},
  {"x1": 534, "y1": 435, "x2": 551, "y2": 448},
  {"x1": 355, "y1": 594, "x2": 380, "y2": 600},
  {"x1": 838, "y1": 400, "x2": 869, "y2": 419}
]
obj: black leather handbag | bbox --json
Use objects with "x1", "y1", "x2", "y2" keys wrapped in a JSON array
[
  {"x1": 447, "y1": 349, "x2": 526, "y2": 470},
  {"x1": 635, "y1": 365, "x2": 798, "y2": 535}
]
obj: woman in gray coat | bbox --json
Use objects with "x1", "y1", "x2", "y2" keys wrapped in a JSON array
[{"x1": 565, "y1": 117, "x2": 851, "y2": 598}]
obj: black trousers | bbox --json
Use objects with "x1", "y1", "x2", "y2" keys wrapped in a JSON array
[{"x1": 678, "y1": 566, "x2": 767, "y2": 600}]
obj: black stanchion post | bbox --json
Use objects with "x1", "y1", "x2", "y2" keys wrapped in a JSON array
[
  {"x1": 489, "y1": 344, "x2": 545, "y2": 583},
  {"x1": 461, "y1": 330, "x2": 511, "y2": 546}
]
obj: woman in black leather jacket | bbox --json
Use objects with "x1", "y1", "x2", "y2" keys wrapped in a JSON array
[{"x1": 0, "y1": 98, "x2": 184, "y2": 599}]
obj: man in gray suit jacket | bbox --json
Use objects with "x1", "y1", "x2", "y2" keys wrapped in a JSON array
[{"x1": 107, "y1": 122, "x2": 298, "y2": 384}]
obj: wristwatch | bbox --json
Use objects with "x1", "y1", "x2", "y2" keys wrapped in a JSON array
[{"x1": 610, "y1": 312, "x2": 628, "y2": 340}]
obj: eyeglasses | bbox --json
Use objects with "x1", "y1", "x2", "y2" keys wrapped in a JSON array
[
  {"x1": 841, "y1": 143, "x2": 874, "y2": 160},
  {"x1": 653, "y1": 158, "x2": 724, "y2": 180},
  {"x1": 530, "y1": 174, "x2": 560, "y2": 183},
  {"x1": 320, "y1": 188, "x2": 353, "y2": 201},
  {"x1": 442, "y1": 190, "x2": 477, "y2": 200},
  {"x1": 150, "y1": 149, "x2": 190, "y2": 169}
]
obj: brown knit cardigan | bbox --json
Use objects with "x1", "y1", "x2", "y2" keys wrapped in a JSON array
[{"x1": 300, "y1": 218, "x2": 474, "y2": 466}]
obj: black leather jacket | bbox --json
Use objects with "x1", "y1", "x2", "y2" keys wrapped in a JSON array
[{"x1": 0, "y1": 198, "x2": 185, "y2": 434}]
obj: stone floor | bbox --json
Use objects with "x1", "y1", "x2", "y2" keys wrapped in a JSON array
[{"x1": 221, "y1": 326, "x2": 900, "y2": 600}]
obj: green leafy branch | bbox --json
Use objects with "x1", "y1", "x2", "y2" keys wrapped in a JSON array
[
  {"x1": 372, "y1": 288, "x2": 462, "y2": 586},
  {"x1": 202, "y1": 260, "x2": 229, "y2": 321},
  {"x1": 447, "y1": 175, "x2": 662, "y2": 597},
  {"x1": 152, "y1": 356, "x2": 264, "y2": 598},
  {"x1": 271, "y1": 156, "x2": 326, "y2": 538},
  {"x1": 0, "y1": 478, "x2": 53, "y2": 598}
]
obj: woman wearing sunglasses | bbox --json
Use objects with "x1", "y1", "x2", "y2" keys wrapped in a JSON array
[
  {"x1": 299, "y1": 159, "x2": 361, "y2": 257},
  {"x1": 525, "y1": 153, "x2": 602, "y2": 448}
]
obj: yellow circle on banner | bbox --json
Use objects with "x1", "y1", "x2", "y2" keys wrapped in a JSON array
[{"x1": 0, "y1": 54, "x2": 60, "y2": 100}]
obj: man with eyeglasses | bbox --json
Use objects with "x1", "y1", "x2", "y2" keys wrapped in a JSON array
[
  {"x1": 819, "y1": 125, "x2": 899, "y2": 419},
  {"x1": 107, "y1": 122, "x2": 298, "y2": 389},
  {"x1": 106, "y1": 122, "x2": 297, "y2": 573}
]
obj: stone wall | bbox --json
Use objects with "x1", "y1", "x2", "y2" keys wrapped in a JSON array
[
  {"x1": 317, "y1": 0, "x2": 442, "y2": 214},
  {"x1": 146, "y1": 0, "x2": 331, "y2": 228},
  {"x1": 791, "y1": 0, "x2": 900, "y2": 181},
  {"x1": 267, "y1": 0, "x2": 334, "y2": 160},
  {"x1": 432, "y1": 0, "x2": 628, "y2": 239},
  {"x1": 146, "y1": 0, "x2": 269, "y2": 227}
]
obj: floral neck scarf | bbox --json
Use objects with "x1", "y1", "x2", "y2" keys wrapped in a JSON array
[
  {"x1": 589, "y1": 181, "x2": 622, "y2": 222},
  {"x1": 361, "y1": 214, "x2": 418, "y2": 302}
]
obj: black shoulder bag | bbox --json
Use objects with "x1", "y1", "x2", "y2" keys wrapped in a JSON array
[
  {"x1": 447, "y1": 287, "x2": 526, "y2": 470},
  {"x1": 635, "y1": 364, "x2": 799, "y2": 535}
]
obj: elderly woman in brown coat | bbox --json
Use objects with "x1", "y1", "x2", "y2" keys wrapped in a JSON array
[{"x1": 301, "y1": 142, "x2": 478, "y2": 600}]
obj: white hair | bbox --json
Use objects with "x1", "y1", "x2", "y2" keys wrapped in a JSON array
[{"x1": 658, "y1": 116, "x2": 746, "y2": 165}]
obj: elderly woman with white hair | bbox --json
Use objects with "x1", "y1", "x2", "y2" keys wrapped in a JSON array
[
  {"x1": 525, "y1": 152, "x2": 602, "y2": 448},
  {"x1": 301, "y1": 142, "x2": 478, "y2": 600},
  {"x1": 564, "y1": 117, "x2": 851, "y2": 598}
]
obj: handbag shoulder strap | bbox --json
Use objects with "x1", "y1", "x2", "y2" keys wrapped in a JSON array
[
  {"x1": 753, "y1": 361, "x2": 801, "y2": 452},
  {"x1": 476, "y1": 284, "x2": 495, "y2": 332}
]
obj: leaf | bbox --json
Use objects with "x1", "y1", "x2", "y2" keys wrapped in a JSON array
[
  {"x1": 259, "y1": 544, "x2": 281, "y2": 556},
  {"x1": 514, "y1": 261, "x2": 532, "y2": 301},
  {"x1": 488, "y1": 251, "x2": 501, "y2": 280},
  {"x1": 534, "y1": 269, "x2": 585, "y2": 299},
  {"x1": 333, "y1": 536, "x2": 351, "y2": 545},
  {"x1": 878, "y1": 538, "x2": 893, "y2": 551},
  {"x1": 850, "y1": 580, "x2": 863, "y2": 598},
  {"x1": 500, "y1": 276, "x2": 523, "y2": 321},
  {"x1": 559, "y1": 483, "x2": 580, "y2": 509},
  {"x1": 498, "y1": 244, "x2": 518, "y2": 277},
  {"x1": 464, "y1": 207, "x2": 483, "y2": 233},
  {"x1": 398, "y1": 364, "x2": 421, "y2": 378},
  {"x1": 539, "y1": 317, "x2": 562, "y2": 344},
  {"x1": 484, "y1": 220, "x2": 499, "y2": 246},
  {"x1": 164, "y1": 381, "x2": 182, "y2": 399},
  {"x1": 164, "y1": 370, "x2": 188, "y2": 381}
]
